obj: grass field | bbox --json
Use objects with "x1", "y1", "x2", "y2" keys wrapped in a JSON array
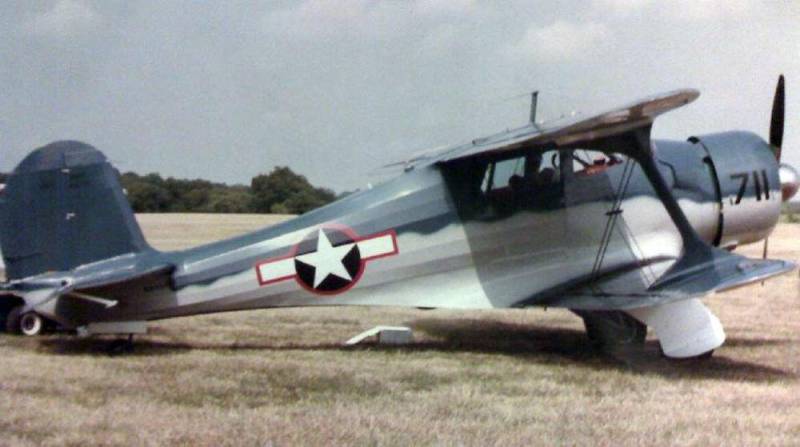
[{"x1": 1, "y1": 214, "x2": 799, "y2": 446}]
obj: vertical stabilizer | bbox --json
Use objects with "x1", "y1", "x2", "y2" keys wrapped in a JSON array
[{"x1": 0, "y1": 141, "x2": 151, "y2": 279}]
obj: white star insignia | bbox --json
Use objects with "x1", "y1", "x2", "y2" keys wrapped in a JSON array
[
  {"x1": 295, "y1": 229, "x2": 355, "y2": 288},
  {"x1": 255, "y1": 226, "x2": 399, "y2": 294}
]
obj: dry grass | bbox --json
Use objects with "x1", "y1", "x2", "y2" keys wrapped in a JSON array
[{"x1": 1, "y1": 214, "x2": 799, "y2": 446}]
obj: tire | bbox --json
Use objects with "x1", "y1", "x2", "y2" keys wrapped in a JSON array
[
  {"x1": 5, "y1": 306, "x2": 23, "y2": 335},
  {"x1": 574, "y1": 310, "x2": 647, "y2": 349},
  {"x1": 19, "y1": 312, "x2": 45, "y2": 336}
]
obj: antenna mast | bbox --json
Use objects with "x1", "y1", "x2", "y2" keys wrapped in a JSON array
[{"x1": 529, "y1": 91, "x2": 539, "y2": 124}]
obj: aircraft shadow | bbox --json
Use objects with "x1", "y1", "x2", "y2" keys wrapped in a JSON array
[
  {"x1": 31, "y1": 318, "x2": 794, "y2": 382},
  {"x1": 407, "y1": 318, "x2": 795, "y2": 382},
  {"x1": 716, "y1": 337, "x2": 793, "y2": 348}
]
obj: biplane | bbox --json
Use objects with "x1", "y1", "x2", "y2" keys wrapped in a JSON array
[{"x1": 0, "y1": 77, "x2": 796, "y2": 358}]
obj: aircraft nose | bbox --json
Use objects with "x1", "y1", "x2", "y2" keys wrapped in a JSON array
[{"x1": 779, "y1": 163, "x2": 799, "y2": 201}]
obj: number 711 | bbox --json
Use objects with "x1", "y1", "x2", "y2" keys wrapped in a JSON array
[{"x1": 730, "y1": 170, "x2": 771, "y2": 205}]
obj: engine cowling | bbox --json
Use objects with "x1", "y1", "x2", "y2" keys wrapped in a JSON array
[{"x1": 689, "y1": 131, "x2": 782, "y2": 249}]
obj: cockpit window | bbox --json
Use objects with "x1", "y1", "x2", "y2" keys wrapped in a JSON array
[
  {"x1": 572, "y1": 149, "x2": 623, "y2": 176},
  {"x1": 485, "y1": 157, "x2": 523, "y2": 191},
  {"x1": 478, "y1": 149, "x2": 564, "y2": 214},
  {"x1": 482, "y1": 151, "x2": 560, "y2": 194}
]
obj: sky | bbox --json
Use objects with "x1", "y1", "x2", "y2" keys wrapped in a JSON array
[{"x1": 1, "y1": 0, "x2": 798, "y2": 192}]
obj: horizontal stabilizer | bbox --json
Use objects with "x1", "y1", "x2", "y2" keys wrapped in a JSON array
[{"x1": 1, "y1": 253, "x2": 173, "y2": 326}]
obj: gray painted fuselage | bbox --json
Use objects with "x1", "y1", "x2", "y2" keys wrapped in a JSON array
[{"x1": 74, "y1": 131, "x2": 780, "y2": 326}]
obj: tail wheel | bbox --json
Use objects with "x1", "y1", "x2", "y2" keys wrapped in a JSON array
[
  {"x1": 5, "y1": 306, "x2": 47, "y2": 336},
  {"x1": 20, "y1": 312, "x2": 45, "y2": 336}
]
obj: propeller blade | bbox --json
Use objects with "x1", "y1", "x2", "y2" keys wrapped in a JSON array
[
  {"x1": 764, "y1": 76, "x2": 785, "y2": 265},
  {"x1": 769, "y1": 75, "x2": 785, "y2": 159}
]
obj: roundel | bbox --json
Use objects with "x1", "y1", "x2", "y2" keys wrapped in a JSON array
[
  {"x1": 294, "y1": 227, "x2": 363, "y2": 294},
  {"x1": 255, "y1": 225, "x2": 399, "y2": 296}
]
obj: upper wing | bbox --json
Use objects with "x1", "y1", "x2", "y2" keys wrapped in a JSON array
[
  {"x1": 434, "y1": 89, "x2": 699, "y2": 163},
  {"x1": 381, "y1": 89, "x2": 699, "y2": 168}
]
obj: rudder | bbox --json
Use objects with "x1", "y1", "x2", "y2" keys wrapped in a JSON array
[{"x1": 0, "y1": 141, "x2": 151, "y2": 279}]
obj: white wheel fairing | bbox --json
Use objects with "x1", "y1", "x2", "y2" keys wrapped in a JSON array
[{"x1": 627, "y1": 298, "x2": 725, "y2": 358}]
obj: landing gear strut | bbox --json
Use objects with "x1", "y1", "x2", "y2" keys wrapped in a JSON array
[{"x1": 572, "y1": 309, "x2": 647, "y2": 350}]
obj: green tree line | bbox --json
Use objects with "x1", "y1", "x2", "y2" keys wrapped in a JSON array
[{"x1": 119, "y1": 166, "x2": 337, "y2": 214}]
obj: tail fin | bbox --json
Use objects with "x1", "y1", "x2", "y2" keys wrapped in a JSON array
[{"x1": 0, "y1": 141, "x2": 151, "y2": 280}]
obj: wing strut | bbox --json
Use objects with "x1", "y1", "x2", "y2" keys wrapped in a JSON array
[
  {"x1": 628, "y1": 127, "x2": 707, "y2": 255},
  {"x1": 619, "y1": 126, "x2": 729, "y2": 291},
  {"x1": 590, "y1": 157, "x2": 637, "y2": 285}
]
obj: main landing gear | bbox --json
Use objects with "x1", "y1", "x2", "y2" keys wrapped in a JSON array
[
  {"x1": 573, "y1": 305, "x2": 719, "y2": 360},
  {"x1": 573, "y1": 309, "x2": 647, "y2": 350}
]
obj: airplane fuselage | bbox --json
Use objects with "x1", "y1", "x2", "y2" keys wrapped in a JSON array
[{"x1": 57, "y1": 131, "x2": 780, "y2": 327}]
